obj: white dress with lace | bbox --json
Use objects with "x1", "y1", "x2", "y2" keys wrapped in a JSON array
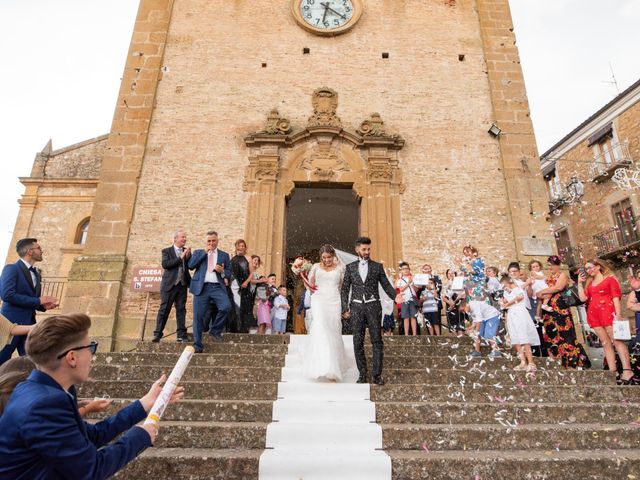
[{"x1": 302, "y1": 264, "x2": 347, "y2": 381}]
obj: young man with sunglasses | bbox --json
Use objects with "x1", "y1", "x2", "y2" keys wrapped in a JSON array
[{"x1": 0, "y1": 313, "x2": 184, "y2": 479}]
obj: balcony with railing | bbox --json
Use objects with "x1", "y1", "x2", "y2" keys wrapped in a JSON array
[
  {"x1": 593, "y1": 219, "x2": 640, "y2": 258},
  {"x1": 589, "y1": 141, "x2": 633, "y2": 183},
  {"x1": 41, "y1": 277, "x2": 67, "y2": 312}
]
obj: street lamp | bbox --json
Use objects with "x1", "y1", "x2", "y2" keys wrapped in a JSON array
[{"x1": 566, "y1": 176, "x2": 585, "y2": 201}]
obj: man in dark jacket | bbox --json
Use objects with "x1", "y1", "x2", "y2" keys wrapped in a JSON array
[
  {"x1": 152, "y1": 230, "x2": 192, "y2": 342},
  {"x1": 0, "y1": 313, "x2": 183, "y2": 480},
  {"x1": 0, "y1": 238, "x2": 58, "y2": 365}
]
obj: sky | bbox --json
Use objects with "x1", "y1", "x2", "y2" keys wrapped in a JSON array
[{"x1": 0, "y1": 1, "x2": 639, "y2": 258}]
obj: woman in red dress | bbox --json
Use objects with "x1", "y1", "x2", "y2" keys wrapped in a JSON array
[{"x1": 577, "y1": 258, "x2": 634, "y2": 383}]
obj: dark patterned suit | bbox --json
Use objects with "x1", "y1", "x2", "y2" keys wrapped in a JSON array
[{"x1": 341, "y1": 259, "x2": 396, "y2": 380}]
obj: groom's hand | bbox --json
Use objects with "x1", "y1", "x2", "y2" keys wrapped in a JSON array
[{"x1": 342, "y1": 310, "x2": 351, "y2": 319}]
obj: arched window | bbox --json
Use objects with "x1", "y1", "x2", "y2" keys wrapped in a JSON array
[{"x1": 75, "y1": 218, "x2": 90, "y2": 245}]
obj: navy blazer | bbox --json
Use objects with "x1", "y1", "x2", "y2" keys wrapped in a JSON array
[
  {"x1": 0, "y1": 370, "x2": 151, "y2": 480},
  {"x1": 188, "y1": 248, "x2": 231, "y2": 296},
  {"x1": 0, "y1": 260, "x2": 44, "y2": 325}
]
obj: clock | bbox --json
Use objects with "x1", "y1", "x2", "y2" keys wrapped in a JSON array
[{"x1": 292, "y1": 0, "x2": 363, "y2": 36}]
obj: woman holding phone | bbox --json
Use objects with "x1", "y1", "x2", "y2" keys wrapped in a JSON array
[{"x1": 577, "y1": 259, "x2": 634, "y2": 384}]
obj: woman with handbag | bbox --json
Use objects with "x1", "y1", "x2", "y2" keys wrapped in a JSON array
[
  {"x1": 535, "y1": 255, "x2": 591, "y2": 369},
  {"x1": 577, "y1": 259, "x2": 634, "y2": 384}
]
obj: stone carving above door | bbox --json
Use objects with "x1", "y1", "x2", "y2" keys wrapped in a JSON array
[
  {"x1": 307, "y1": 87, "x2": 342, "y2": 128},
  {"x1": 259, "y1": 109, "x2": 291, "y2": 135},
  {"x1": 300, "y1": 136, "x2": 350, "y2": 181}
]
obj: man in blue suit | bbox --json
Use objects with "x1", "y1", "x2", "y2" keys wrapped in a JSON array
[
  {"x1": 188, "y1": 230, "x2": 231, "y2": 352},
  {"x1": 0, "y1": 238, "x2": 58, "y2": 365},
  {"x1": 0, "y1": 313, "x2": 183, "y2": 479}
]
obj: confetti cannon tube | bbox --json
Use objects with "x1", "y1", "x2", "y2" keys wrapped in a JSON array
[{"x1": 144, "y1": 345, "x2": 195, "y2": 425}]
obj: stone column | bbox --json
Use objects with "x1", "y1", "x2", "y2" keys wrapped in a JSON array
[
  {"x1": 243, "y1": 146, "x2": 283, "y2": 276},
  {"x1": 63, "y1": 0, "x2": 175, "y2": 349},
  {"x1": 362, "y1": 146, "x2": 404, "y2": 270},
  {"x1": 476, "y1": 0, "x2": 556, "y2": 260}
]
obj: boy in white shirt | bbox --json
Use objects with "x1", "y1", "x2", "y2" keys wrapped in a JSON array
[
  {"x1": 272, "y1": 286, "x2": 290, "y2": 335},
  {"x1": 461, "y1": 300, "x2": 502, "y2": 358}
]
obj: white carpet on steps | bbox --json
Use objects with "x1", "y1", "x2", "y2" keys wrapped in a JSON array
[{"x1": 258, "y1": 334, "x2": 392, "y2": 480}]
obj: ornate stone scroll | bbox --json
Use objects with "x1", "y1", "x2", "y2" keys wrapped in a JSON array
[{"x1": 259, "y1": 109, "x2": 291, "y2": 135}]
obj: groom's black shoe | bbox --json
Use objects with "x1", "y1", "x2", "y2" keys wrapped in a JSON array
[
  {"x1": 372, "y1": 376, "x2": 385, "y2": 386},
  {"x1": 356, "y1": 375, "x2": 368, "y2": 384}
]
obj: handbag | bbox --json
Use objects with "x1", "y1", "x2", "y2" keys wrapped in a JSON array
[
  {"x1": 613, "y1": 319, "x2": 632, "y2": 341},
  {"x1": 561, "y1": 286, "x2": 581, "y2": 307}
]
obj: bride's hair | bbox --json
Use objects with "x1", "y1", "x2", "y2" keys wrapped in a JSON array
[{"x1": 319, "y1": 244, "x2": 335, "y2": 256}]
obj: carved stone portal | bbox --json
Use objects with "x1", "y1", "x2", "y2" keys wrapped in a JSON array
[{"x1": 243, "y1": 88, "x2": 405, "y2": 276}]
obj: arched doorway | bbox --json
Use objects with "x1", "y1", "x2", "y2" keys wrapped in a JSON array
[
  {"x1": 284, "y1": 184, "x2": 360, "y2": 328},
  {"x1": 243, "y1": 87, "x2": 406, "y2": 282}
]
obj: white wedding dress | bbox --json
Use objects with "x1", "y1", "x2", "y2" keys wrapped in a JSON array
[{"x1": 301, "y1": 264, "x2": 348, "y2": 381}]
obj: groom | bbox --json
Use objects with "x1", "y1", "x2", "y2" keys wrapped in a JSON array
[{"x1": 341, "y1": 237, "x2": 397, "y2": 385}]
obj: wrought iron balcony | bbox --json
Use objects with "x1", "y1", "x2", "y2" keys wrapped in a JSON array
[
  {"x1": 41, "y1": 277, "x2": 67, "y2": 309},
  {"x1": 593, "y1": 219, "x2": 640, "y2": 258},
  {"x1": 589, "y1": 142, "x2": 633, "y2": 183}
]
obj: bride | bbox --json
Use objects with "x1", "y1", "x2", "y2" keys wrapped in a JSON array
[{"x1": 293, "y1": 244, "x2": 347, "y2": 381}]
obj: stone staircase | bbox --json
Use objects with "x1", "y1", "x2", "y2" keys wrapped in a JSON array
[{"x1": 80, "y1": 334, "x2": 640, "y2": 479}]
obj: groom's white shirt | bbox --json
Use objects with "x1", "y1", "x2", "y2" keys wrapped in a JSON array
[{"x1": 358, "y1": 259, "x2": 368, "y2": 283}]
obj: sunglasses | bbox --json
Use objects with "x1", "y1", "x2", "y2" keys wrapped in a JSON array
[{"x1": 57, "y1": 341, "x2": 99, "y2": 359}]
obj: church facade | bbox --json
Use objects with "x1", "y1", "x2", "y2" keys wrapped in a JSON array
[{"x1": 7, "y1": 0, "x2": 553, "y2": 349}]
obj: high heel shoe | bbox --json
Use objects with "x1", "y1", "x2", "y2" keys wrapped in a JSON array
[{"x1": 620, "y1": 369, "x2": 635, "y2": 385}]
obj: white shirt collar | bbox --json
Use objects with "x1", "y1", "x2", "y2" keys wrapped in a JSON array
[{"x1": 20, "y1": 258, "x2": 34, "y2": 269}]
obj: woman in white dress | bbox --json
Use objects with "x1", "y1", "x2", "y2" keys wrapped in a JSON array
[
  {"x1": 500, "y1": 275, "x2": 540, "y2": 372},
  {"x1": 296, "y1": 245, "x2": 347, "y2": 381}
]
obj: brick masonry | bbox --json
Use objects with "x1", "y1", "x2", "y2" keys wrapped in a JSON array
[{"x1": 7, "y1": 0, "x2": 553, "y2": 348}]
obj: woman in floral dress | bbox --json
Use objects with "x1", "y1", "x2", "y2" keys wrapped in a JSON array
[{"x1": 536, "y1": 255, "x2": 591, "y2": 369}]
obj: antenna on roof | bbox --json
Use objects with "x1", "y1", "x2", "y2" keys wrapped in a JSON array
[{"x1": 602, "y1": 61, "x2": 620, "y2": 95}]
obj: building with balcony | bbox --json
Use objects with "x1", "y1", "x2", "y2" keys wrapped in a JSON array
[{"x1": 540, "y1": 78, "x2": 640, "y2": 278}]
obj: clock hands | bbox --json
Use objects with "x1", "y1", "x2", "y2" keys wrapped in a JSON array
[{"x1": 320, "y1": 2, "x2": 347, "y2": 21}]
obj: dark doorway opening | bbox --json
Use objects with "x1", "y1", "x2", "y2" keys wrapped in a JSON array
[{"x1": 284, "y1": 185, "x2": 360, "y2": 330}]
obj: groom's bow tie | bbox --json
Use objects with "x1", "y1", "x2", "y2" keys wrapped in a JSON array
[{"x1": 359, "y1": 260, "x2": 368, "y2": 266}]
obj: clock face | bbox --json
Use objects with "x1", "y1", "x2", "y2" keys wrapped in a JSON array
[{"x1": 299, "y1": 0, "x2": 355, "y2": 31}]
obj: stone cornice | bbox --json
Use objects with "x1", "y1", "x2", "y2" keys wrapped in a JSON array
[
  {"x1": 245, "y1": 126, "x2": 404, "y2": 150},
  {"x1": 19, "y1": 177, "x2": 99, "y2": 188}
]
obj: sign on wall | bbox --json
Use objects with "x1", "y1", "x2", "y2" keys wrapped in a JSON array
[
  {"x1": 130, "y1": 266, "x2": 162, "y2": 292},
  {"x1": 522, "y1": 238, "x2": 554, "y2": 257}
]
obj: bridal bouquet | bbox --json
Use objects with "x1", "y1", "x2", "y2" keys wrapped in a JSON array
[
  {"x1": 291, "y1": 257, "x2": 313, "y2": 275},
  {"x1": 291, "y1": 257, "x2": 316, "y2": 292}
]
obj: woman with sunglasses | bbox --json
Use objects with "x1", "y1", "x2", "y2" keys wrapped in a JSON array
[
  {"x1": 578, "y1": 259, "x2": 634, "y2": 384},
  {"x1": 535, "y1": 255, "x2": 591, "y2": 369}
]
